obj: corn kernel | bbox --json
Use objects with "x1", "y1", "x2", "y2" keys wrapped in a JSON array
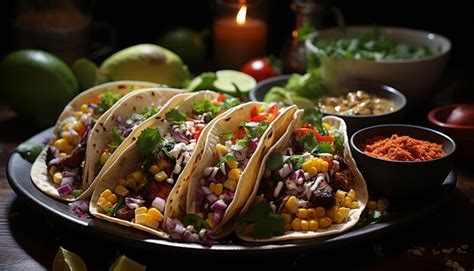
[
  {"x1": 291, "y1": 217, "x2": 302, "y2": 231},
  {"x1": 49, "y1": 166, "x2": 58, "y2": 177},
  {"x1": 118, "y1": 178, "x2": 128, "y2": 187},
  {"x1": 73, "y1": 121, "x2": 86, "y2": 135},
  {"x1": 315, "y1": 207, "x2": 325, "y2": 218},
  {"x1": 100, "y1": 189, "x2": 112, "y2": 198},
  {"x1": 339, "y1": 207, "x2": 350, "y2": 218},
  {"x1": 157, "y1": 159, "x2": 169, "y2": 171},
  {"x1": 115, "y1": 184, "x2": 129, "y2": 197},
  {"x1": 74, "y1": 111, "x2": 83, "y2": 119},
  {"x1": 132, "y1": 171, "x2": 144, "y2": 181},
  {"x1": 147, "y1": 208, "x2": 164, "y2": 222},
  {"x1": 216, "y1": 144, "x2": 229, "y2": 157},
  {"x1": 52, "y1": 172, "x2": 62, "y2": 184},
  {"x1": 307, "y1": 208, "x2": 316, "y2": 218},
  {"x1": 284, "y1": 224, "x2": 292, "y2": 231},
  {"x1": 335, "y1": 190, "x2": 347, "y2": 200},
  {"x1": 100, "y1": 151, "x2": 111, "y2": 166},
  {"x1": 228, "y1": 168, "x2": 241, "y2": 180},
  {"x1": 302, "y1": 160, "x2": 313, "y2": 172},
  {"x1": 320, "y1": 161, "x2": 329, "y2": 172},
  {"x1": 296, "y1": 208, "x2": 308, "y2": 219},
  {"x1": 209, "y1": 182, "x2": 216, "y2": 193},
  {"x1": 54, "y1": 139, "x2": 72, "y2": 153},
  {"x1": 309, "y1": 219, "x2": 319, "y2": 231},
  {"x1": 62, "y1": 130, "x2": 79, "y2": 145},
  {"x1": 154, "y1": 171, "x2": 168, "y2": 182},
  {"x1": 300, "y1": 219, "x2": 309, "y2": 231},
  {"x1": 306, "y1": 166, "x2": 318, "y2": 178},
  {"x1": 102, "y1": 202, "x2": 112, "y2": 209},
  {"x1": 226, "y1": 159, "x2": 238, "y2": 169},
  {"x1": 135, "y1": 207, "x2": 147, "y2": 215},
  {"x1": 214, "y1": 183, "x2": 223, "y2": 196},
  {"x1": 80, "y1": 104, "x2": 89, "y2": 113},
  {"x1": 348, "y1": 189, "x2": 356, "y2": 200},
  {"x1": 350, "y1": 201, "x2": 359, "y2": 209},
  {"x1": 135, "y1": 213, "x2": 148, "y2": 225},
  {"x1": 285, "y1": 196, "x2": 299, "y2": 214},
  {"x1": 60, "y1": 152, "x2": 67, "y2": 158},
  {"x1": 223, "y1": 179, "x2": 237, "y2": 192},
  {"x1": 367, "y1": 200, "x2": 377, "y2": 210},
  {"x1": 333, "y1": 211, "x2": 344, "y2": 223},
  {"x1": 145, "y1": 218, "x2": 159, "y2": 229},
  {"x1": 106, "y1": 194, "x2": 118, "y2": 204},
  {"x1": 281, "y1": 213, "x2": 292, "y2": 223},
  {"x1": 97, "y1": 197, "x2": 107, "y2": 208},
  {"x1": 326, "y1": 206, "x2": 338, "y2": 219},
  {"x1": 323, "y1": 122, "x2": 331, "y2": 132},
  {"x1": 149, "y1": 164, "x2": 160, "y2": 175},
  {"x1": 343, "y1": 196, "x2": 353, "y2": 208},
  {"x1": 319, "y1": 217, "x2": 332, "y2": 228}
]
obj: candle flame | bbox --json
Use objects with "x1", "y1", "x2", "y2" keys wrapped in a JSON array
[{"x1": 236, "y1": 5, "x2": 247, "y2": 25}]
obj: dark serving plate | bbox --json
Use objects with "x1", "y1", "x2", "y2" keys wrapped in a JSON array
[{"x1": 7, "y1": 127, "x2": 457, "y2": 257}]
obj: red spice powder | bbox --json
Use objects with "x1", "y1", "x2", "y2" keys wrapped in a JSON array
[{"x1": 362, "y1": 134, "x2": 446, "y2": 161}]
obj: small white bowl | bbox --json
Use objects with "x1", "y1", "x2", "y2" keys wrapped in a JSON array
[{"x1": 305, "y1": 26, "x2": 451, "y2": 105}]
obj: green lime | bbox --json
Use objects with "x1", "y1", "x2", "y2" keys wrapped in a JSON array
[
  {"x1": 72, "y1": 58, "x2": 99, "y2": 90},
  {"x1": 158, "y1": 27, "x2": 207, "y2": 69},
  {"x1": 0, "y1": 50, "x2": 79, "y2": 127},
  {"x1": 52, "y1": 247, "x2": 87, "y2": 271},
  {"x1": 109, "y1": 255, "x2": 146, "y2": 271},
  {"x1": 214, "y1": 70, "x2": 257, "y2": 96}
]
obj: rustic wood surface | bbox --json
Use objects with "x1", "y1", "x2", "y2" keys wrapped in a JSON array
[{"x1": 1, "y1": 95, "x2": 473, "y2": 270}]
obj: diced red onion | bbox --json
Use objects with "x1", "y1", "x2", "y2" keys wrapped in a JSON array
[
  {"x1": 172, "y1": 128, "x2": 188, "y2": 143},
  {"x1": 247, "y1": 139, "x2": 258, "y2": 154},
  {"x1": 210, "y1": 199, "x2": 228, "y2": 212},
  {"x1": 121, "y1": 127, "x2": 133, "y2": 137},
  {"x1": 165, "y1": 217, "x2": 176, "y2": 231},
  {"x1": 151, "y1": 197, "x2": 166, "y2": 212},
  {"x1": 48, "y1": 157, "x2": 62, "y2": 167},
  {"x1": 206, "y1": 194, "x2": 218, "y2": 204},
  {"x1": 62, "y1": 169, "x2": 79, "y2": 178},
  {"x1": 213, "y1": 211, "x2": 223, "y2": 225},
  {"x1": 68, "y1": 200, "x2": 89, "y2": 217},
  {"x1": 202, "y1": 186, "x2": 211, "y2": 195},
  {"x1": 60, "y1": 176, "x2": 74, "y2": 187},
  {"x1": 195, "y1": 189, "x2": 205, "y2": 204},
  {"x1": 289, "y1": 169, "x2": 304, "y2": 181},
  {"x1": 125, "y1": 197, "x2": 145, "y2": 209},
  {"x1": 222, "y1": 191, "x2": 234, "y2": 202},
  {"x1": 57, "y1": 184, "x2": 72, "y2": 196}
]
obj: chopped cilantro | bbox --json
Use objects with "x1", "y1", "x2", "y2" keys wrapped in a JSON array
[
  {"x1": 287, "y1": 155, "x2": 304, "y2": 170},
  {"x1": 303, "y1": 108, "x2": 328, "y2": 135},
  {"x1": 217, "y1": 153, "x2": 235, "y2": 167},
  {"x1": 333, "y1": 131, "x2": 345, "y2": 152},
  {"x1": 192, "y1": 96, "x2": 220, "y2": 118},
  {"x1": 136, "y1": 128, "x2": 164, "y2": 157},
  {"x1": 219, "y1": 131, "x2": 233, "y2": 141},
  {"x1": 106, "y1": 197, "x2": 124, "y2": 216},
  {"x1": 297, "y1": 132, "x2": 334, "y2": 154},
  {"x1": 166, "y1": 109, "x2": 187, "y2": 125},
  {"x1": 127, "y1": 106, "x2": 158, "y2": 124},
  {"x1": 266, "y1": 153, "x2": 304, "y2": 172},
  {"x1": 219, "y1": 95, "x2": 240, "y2": 110},
  {"x1": 71, "y1": 189, "x2": 83, "y2": 198},
  {"x1": 237, "y1": 200, "x2": 284, "y2": 239},
  {"x1": 95, "y1": 92, "x2": 123, "y2": 114},
  {"x1": 109, "y1": 128, "x2": 125, "y2": 150}
]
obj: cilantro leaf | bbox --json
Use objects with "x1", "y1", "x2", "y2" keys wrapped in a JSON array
[
  {"x1": 241, "y1": 121, "x2": 270, "y2": 139},
  {"x1": 219, "y1": 131, "x2": 233, "y2": 142},
  {"x1": 303, "y1": 108, "x2": 328, "y2": 135},
  {"x1": 288, "y1": 155, "x2": 304, "y2": 170},
  {"x1": 333, "y1": 131, "x2": 345, "y2": 152},
  {"x1": 95, "y1": 92, "x2": 123, "y2": 114},
  {"x1": 71, "y1": 189, "x2": 83, "y2": 198},
  {"x1": 136, "y1": 128, "x2": 163, "y2": 157},
  {"x1": 266, "y1": 153, "x2": 285, "y2": 171},
  {"x1": 217, "y1": 153, "x2": 235, "y2": 167},
  {"x1": 317, "y1": 142, "x2": 334, "y2": 154},
  {"x1": 109, "y1": 127, "x2": 125, "y2": 150},
  {"x1": 237, "y1": 200, "x2": 284, "y2": 239},
  {"x1": 219, "y1": 95, "x2": 240, "y2": 110},
  {"x1": 127, "y1": 106, "x2": 158, "y2": 124},
  {"x1": 192, "y1": 96, "x2": 220, "y2": 118},
  {"x1": 166, "y1": 109, "x2": 187, "y2": 125},
  {"x1": 106, "y1": 197, "x2": 124, "y2": 216},
  {"x1": 296, "y1": 132, "x2": 334, "y2": 154}
]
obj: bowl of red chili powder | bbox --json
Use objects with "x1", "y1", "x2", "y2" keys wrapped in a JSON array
[{"x1": 350, "y1": 124, "x2": 456, "y2": 198}]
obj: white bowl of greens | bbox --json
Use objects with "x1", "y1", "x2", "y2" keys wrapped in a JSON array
[{"x1": 305, "y1": 26, "x2": 451, "y2": 105}]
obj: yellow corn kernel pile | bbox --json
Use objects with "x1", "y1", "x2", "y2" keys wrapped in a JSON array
[
  {"x1": 125, "y1": 171, "x2": 146, "y2": 190},
  {"x1": 215, "y1": 144, "x2": 229, "y2": 157},
  {"x1": 209, "y1": 183, "x2": 224, "y2": 196},
  {"x1": 226, "y1": 158, "x2": 238, "y2": 169},
  {"x1": 53, "y1": 138, "x2": 73, "y2": 153},
  {"x1": 114, "y1": 184, "x2": 129, "y2": 197},
  {"x1": 154, "y1": 171, "x2": 168, "y2": 182},
  {"x1": 301, "y1": 158, "x2": 329, "y2": 178},
  {"x1": 134, "y1": 207, "x2": 163, "y2": 229},
  {"x1": 335, "y1": 189, "x2": 359, "y2": 209},
  {"x1": 97, "y1": 189, "x2": 118, "y2": 210}
]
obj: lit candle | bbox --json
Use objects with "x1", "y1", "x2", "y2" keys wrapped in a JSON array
[{"x1": 213, "y1": 4, "x2": 268, "y2": 69}]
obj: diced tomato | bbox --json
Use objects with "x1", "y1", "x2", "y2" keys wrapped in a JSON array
[
  {"x1": 217, "y1": 93, "x2": 226, "y2": 102},
  {"x1": 296, "y1": 128, "x2": 334, "y2": 142},
  {"x1": 267, "y1": 103, "x2": 279, "y2": 116},
  {"x1": 85, "y1": 97, "x2": 101, "y2": 105},
  {"x1": 250, "y1": 106, "x2": 258, "y2": 118},
  {"x1": 186, "y1": 117, "x2": 194, "y2": 122},
  {"x1": 233, "y1": 127, "x2": 247, "y2": 142},
  {"x1": 251, "y1": 115, "x2": 268, "y2": 122},
  {"x1": 321, "y1": 156, "x2": 333, "y2": 169},
  {"x1": 194, "y1": 125, "x2": 203, "y2": 140}
]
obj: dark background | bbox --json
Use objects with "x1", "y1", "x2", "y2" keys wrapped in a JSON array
[{"x1": 1, "y1": 0, "x2": 472, "y2": 66}]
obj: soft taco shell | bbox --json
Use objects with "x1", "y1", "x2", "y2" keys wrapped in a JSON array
[
  {"x1": 184, "y1": 103, "x2": 298, "y2": 238},
  {"x1": 31, "y1": 81, "x2": 158, "y2": 202},
  {"x1": 84, "y1": 88, "x2": 184, "y2": 189},
  {"x1": 89, "y1": 91, "x2": 227, "y2": 238},
  {"x1": 236, "y1": 110, "x2": 369, "y2": 242}
]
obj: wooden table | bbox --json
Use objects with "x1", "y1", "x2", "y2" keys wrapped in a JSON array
[{"x1": 1, "y1": 100, "x2": 473, "y2": 271}]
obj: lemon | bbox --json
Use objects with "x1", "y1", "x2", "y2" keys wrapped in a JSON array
[{"x1": 0, "y1": 50, "x2": 79, "y2": 127}]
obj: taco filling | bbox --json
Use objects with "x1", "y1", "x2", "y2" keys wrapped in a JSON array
[
  {"x1": 94, "y1": 95, "x2": 239, "y2": 234},
  {"x1": 46, "y1": 91, "x2": 128, "y2": 198},
  {"x1": 239, "y1": 108, "x2": 360, "y2": 239},
  {"x1": 167, "y1": 103, "x2": 280, "y2": 243}
]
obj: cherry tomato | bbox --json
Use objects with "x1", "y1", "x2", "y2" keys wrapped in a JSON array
[
  {"x1": 296, "y1": 128, "x2": 334, "y2": 142},
  {"x1": 240, "y1": 57, "x2": 278, "y2": 82}
]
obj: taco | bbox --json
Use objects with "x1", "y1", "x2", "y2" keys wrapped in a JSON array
[
  {"x1": 31, "y1": 81, "x2": 160, "y2": 201},
  {"x1": 83, "y1": 88, "x2": 185, "y2": 189},
  {"x1": 236, "y1": 108, "x2": 368, "y2": 241},
  {"x1": 163, "y1": 103, "x2": 297, "y2": 243},
  {"x1": 89, "y1": 91, "x2": 241, "y2": 239}
]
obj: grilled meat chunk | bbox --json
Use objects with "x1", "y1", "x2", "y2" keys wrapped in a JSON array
[{"x1": 310, "y1": 179, "x2": 335, "y2": 208}]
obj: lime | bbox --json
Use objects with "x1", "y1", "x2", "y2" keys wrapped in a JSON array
[
  {"x1": 214, "y1": 70, "x2": 257, "y2": 96},
  {"x1": 290, "y1": 96, "x2": 316, "y2": 109},
  {"x1": 0, "y1": 50, "x2": 79, "y2": 127},
  {"x1": 72, "y1": 58, "x2": 100, "y2": 90},
  {"x1": 52, "y1": 247, "x2": 87, "y2": 271},
  {"x1": 158, "y1": 28, "x2": 207, "y2": 70},
  {"x1": 109, "y1": 255, "x2": 146, "y2": 271}
]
